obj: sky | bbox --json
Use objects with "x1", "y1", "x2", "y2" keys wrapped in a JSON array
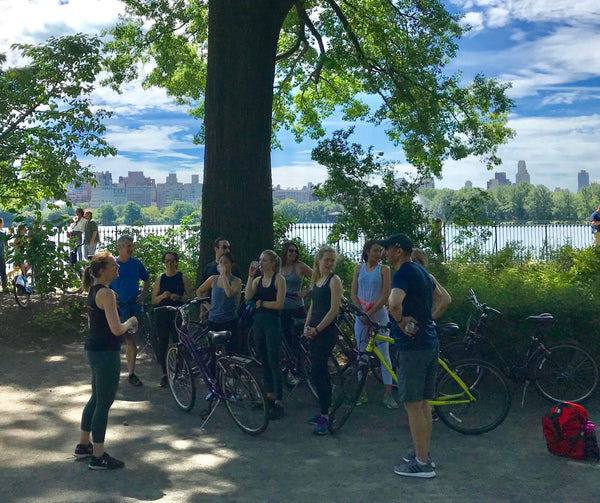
[{"x1": 1, "y1": 0, "x2": 600, "y2": 193}]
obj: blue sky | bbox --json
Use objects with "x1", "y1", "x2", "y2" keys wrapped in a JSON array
[{"x1": 2, "y1": 0, "x2": 599, "y2": 193}]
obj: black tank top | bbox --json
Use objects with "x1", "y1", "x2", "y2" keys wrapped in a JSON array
[
  {"x1": 158, "y1": 271, "x2": 185, "y2": 306},
  {"x1": 309, "y1": 274, "x2": 333, "y2": 327},
  {"x1": 255, "y1": 275, "x2": 279, "y2": 314},
  {"x1": 85, "y1": 284, "x2": 121, "y2": 351}
]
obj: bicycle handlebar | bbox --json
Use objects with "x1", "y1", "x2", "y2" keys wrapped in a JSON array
[
  {"x1": 343, "y1": 302, "x2": 393, "y2": 331},
  {"x1": 154, "y1": 296, "x2": 211, "y2": 312},
  {"x1": 468, "y1": 289, "x2": 501, "y2": 316}
]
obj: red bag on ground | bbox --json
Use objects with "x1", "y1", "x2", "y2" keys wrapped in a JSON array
[{"x1": 542, "y1": 402, "x2": 599, "y2": 461}]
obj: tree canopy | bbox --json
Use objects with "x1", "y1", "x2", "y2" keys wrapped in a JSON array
[
  {"x1": 104, "y1": 0, "x2": 514, "y2": 265},
  {"x1": 0, "y1": 34, "x2": 115, "y2": 211}
]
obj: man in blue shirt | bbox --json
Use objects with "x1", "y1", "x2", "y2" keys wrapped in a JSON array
[
  {"x1": 590, "y1": 205, "x2": 600, "y2": 247},
  {"x1": 379, "y1": 233, "x2": 447, "y2": 479},
  {"x1": 110, "y1": 235, "x2": 150, "y2": 386}
]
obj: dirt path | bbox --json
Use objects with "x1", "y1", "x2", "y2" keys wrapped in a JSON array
[{"x1": 1, "y1": 295, "x2": 600, "y2": 502}]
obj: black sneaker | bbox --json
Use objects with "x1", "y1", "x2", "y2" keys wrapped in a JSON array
[
  {"x1": 160, "y1": 375, "x2": 168, "y2": 388},
  {"x1": 88, "y1": 452, "x2": 125, "y2": 470},
  {"x1": 128, "y1": 373, "x2": 143, "y2": 386},
  {"x1": 270, "y1": 402, "x2": 285, "y2": 420},
  {"x1": 74, "y1": 443, "x2": 93, "y2": 458}
]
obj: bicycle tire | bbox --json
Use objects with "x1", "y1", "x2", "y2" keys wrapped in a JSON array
[
  {"x1": 440, "y1": 340, "x2": 481, "y2": 364},
  {"x1": 219, "y1": 359, "x2": 268, "y2": 436},
  {"x1": 64, "y1": 266, "x2": 83, "y2": 295},
  {"x1": 434, "y1": 359, "x2": 511, "y2": 435},
  {"x1": 328, "y1": 360, "x2": 368, "y2": 434},
  {"x1": 534, "y1": 343, "x2": 599, "y2": 403},
  {"x1": 167, "y1": 346, "x2": 196, "y2": 412},
  {"x1": 13, "y1": 277, "x2": 31, "y2": 308},
  {"x1": 138, "y1": 311, "x2": 159, "y2": 363}
]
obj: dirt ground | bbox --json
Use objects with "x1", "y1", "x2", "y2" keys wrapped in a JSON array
[{"x1": 2, "y1": 292, "x2": 600, "y2": 503}]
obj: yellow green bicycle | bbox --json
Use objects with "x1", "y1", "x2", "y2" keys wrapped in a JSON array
[{"x1": 328, "y1": 305, "x2": 512, "y2": 435}]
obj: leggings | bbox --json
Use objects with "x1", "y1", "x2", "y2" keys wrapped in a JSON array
[
  {"x1": 309, "y1": 324, "x2": 337, "y2": 415},
  {"x1": 252, "y1": 312, "x2": 283, "y2": 401},
  {"x1": 354, "y1": 319, "x2": 393, "y2": 385},
  {"x1": 154, "y1": 309, "x2": 179, "y2": 375},
  {"x1": 81, "y1": 350, "x2": 121, "y2": 444}
]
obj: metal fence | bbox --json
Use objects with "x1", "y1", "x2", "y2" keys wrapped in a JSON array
[{"x1": 66, "y1": 222, "x2": 592, "y2": 262}]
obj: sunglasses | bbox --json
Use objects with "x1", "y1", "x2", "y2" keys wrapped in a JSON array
[{"x1": 288, "y1": 249, "x2": 299, "y2": 254}]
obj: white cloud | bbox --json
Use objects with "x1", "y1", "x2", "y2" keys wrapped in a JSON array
[
  {"x1": 439, "y1": 114, "x2": 600, "y2": 192},
  {"x1": 487, "y1": 7, "x2": 510, "y2": 28},
  {"x1": 452, "y1": 0, "x2": 600, "y2": 25},
  {"x1": 104, "y1": 124, "x2": 198, "y2": 154},
  {"x1": 461, "y1": 11, "x2": 485, "y2": 34}
]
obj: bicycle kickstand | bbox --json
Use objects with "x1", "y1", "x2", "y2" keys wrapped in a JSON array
[
  {"x1": 199, "y1": 396, "x2": 223, "y2": 430},
  {"x1": 520, "y1": 380, "x2": 530, "y2": 408}
]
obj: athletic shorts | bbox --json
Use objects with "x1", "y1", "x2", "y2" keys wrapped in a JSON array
[{"x1": 396, "y1": 345, "x2": 439, "y2": 403}]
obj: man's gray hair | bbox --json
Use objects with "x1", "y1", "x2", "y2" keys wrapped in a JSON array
[{"x1": 117, "y1": 234, "x2": 134, "y2": 246}]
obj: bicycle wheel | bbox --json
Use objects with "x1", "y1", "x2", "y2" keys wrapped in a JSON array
[
  {"x1": 13, "y1": 276, "x2": 31, "y2": 308},
  {"x1": 138, "y1": 311, "x2": 159, "y2": 363},
  {"x1": 167, "y1": 346, "x2": 196, "y2": 412},
  {"x1": 64, "y1": 265, "x2": 83, "y2": 294},
  {"x1": 534, "y1": 343, "x2": 599, "y2": 403},
  {"x1": 219, "y1": 359, "x2": 268, "y2": 436},
  {"x1": 435, "y1": 359, "x2": 511, "y2": 435},
  {"x1": 440, "y1": 340, "x2": 481, "y2": 364},
  {"x1": 328, "y1": 360, "x2": 368, "y2": 434}
]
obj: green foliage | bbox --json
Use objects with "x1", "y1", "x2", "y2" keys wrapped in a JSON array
[
  {"x1": 33, "y1": 296, "x2": 87, "y2": 332},
  {"x1": 312, "y1": 128, "x2": 428, "y2": 245},
  {"x1": 440, "y1": 245, "x2": 600, "y2": 357},
  {"x1": 0, "y1": 34, "x2": 115, "y2": 211},
  {"x1": 420, "y1": 182, "x2": 600, "y2": 224}
]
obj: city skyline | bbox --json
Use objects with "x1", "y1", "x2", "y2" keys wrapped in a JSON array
[{"x1": 2, "y1": 1, "x2": 600, "y2": 193}]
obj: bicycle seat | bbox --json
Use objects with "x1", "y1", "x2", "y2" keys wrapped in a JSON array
[
  {"x1": 208, "y1": 330, "x2": 233, "y2": 346},
  {"x1": 436, "y1": 323, "x2": 460, "y2": 338},
  {"x1": 526, "y1": 313, "x2": 554, "y2": 323}
]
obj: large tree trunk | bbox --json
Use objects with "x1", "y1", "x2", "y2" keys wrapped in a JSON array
[{"x1": 201, "y1": 0, "x2": 295, "y2": 273}]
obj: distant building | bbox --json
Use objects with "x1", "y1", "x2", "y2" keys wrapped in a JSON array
[
  {"x1": 487, "y1": 172, "x2": 511, "y2": 190},
  {"x1": 155, "y1": 173, "x2": 203, "y2": 208},
  {"x1": 578, "y1": 170, "x2": 590, "y2": 192},
  {"x1": 272, "y1": 183, "x2": 316, "y2": 203},
  {"x1": 66, "y1": 181, "x2": 92, "y2": 205},
  {"x1": 419, "y1": 177, "x2": 435, "y2": 189},
  {"x1": 464, "y1": 180, "x2": 473, "y2": 188},
  {"x1": 515, "y1": 160, "x2": 530, "y2": 184}
]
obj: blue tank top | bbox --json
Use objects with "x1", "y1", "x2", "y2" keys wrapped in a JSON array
[
  {"x1": 356, "y1": 263, "x2": 389, "y2": 325},
  {"x1": 208, "y1": 276, "x2": 237, "y2": 323},
  {"x1": 283, "y1": 263, "x2": 304, "y2": 310}
]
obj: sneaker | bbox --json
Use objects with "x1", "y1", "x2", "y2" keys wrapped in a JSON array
[
  {"x1": 307, "y1": 414, "x2": 321, "y2": 425},
  {"x1": 394, "y1": 459, "x2": 435, "y2": 478},
  {"x1": 88, "y1": 452, "x2": 125, "y2": 470},
  {"x1": 286, "y1": 373, "x2": 301, "y2": 386},
  {"x1": 383, "y1": 394, "x2": 400, "y2": 409},
  {"x1": 312, "y1": 416, "x2": 329, "y2": 435},
  {"x1": 356, "y1": 390, "x2": 368, "y2": 406},
  {"x1": 270, "y1": 402, "x2": 285, "y2": 420},
  {"x1": 128, "y1": 373, "x2": 143, "y2": 386},
  {"x1": 401, "y1": 450, "x2": 436, "y2": 469},
  {"x1": 74, "y1": 443, "x2": 93, "y2": 458},
  {"x1": 160, "y1": 375, "x2": 168, "y2": 388}
]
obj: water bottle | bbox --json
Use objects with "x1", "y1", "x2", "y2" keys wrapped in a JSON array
[{"x1": 405, "y1": 321, "x2": 416, "y2": 335}]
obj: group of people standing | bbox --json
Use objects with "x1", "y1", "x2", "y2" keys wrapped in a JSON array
[
  {"x1": 76, "y1": 231, "x2": 450, "y2": 479},
  {"x1": 68, "y1": 208, "x2": 99, "y2": 261}
]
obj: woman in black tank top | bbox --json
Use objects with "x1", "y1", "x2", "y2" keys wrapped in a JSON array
[
  {"x1": 304, "y1": 246, "x2": 343, "y2": 435},
  {"x1": 76, "y1": 252, "x2": 139, "y2": 470},
  {"x1": 151, "y1": 251, "x2": 194, "y2": 387},
  {"x1": 245, "y1": 249, "x2": 287, "y2": 419}
]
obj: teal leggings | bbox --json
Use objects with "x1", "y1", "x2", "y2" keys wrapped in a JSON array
[{"x1": 81, "y1": 350, "x2": 121, "y2": 443}]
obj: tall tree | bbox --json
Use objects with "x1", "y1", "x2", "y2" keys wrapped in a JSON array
[
  {"x1": 0, "y1": 35, "x2": 115, "y2": 211},
  {"x1": 105, "y1": 0, "x2": 513, "y2": 267}
]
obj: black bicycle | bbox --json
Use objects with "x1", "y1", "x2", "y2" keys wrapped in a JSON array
[
  {"x1": 162, "y1": 298, "x2": 269, "y2": 436},
  {"x1": 442, "y1": 289, "x2": 599, "y2": 404}
]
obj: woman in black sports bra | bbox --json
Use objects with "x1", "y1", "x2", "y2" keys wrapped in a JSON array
[
  {"x1": 245, "y1": 249, "x2": 286, "y2": 420},
  {"x1": 304, "y1": 246, "x2": 342, "y2": 435}
]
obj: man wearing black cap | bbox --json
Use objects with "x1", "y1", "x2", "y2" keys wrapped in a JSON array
[{"x1": 378, "y1": 233, "x2": 445, "y2": 479}]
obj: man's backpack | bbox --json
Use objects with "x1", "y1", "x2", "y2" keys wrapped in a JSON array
[{"x1": 542, "y1": 402, "x2": 600, "y2": 461}]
